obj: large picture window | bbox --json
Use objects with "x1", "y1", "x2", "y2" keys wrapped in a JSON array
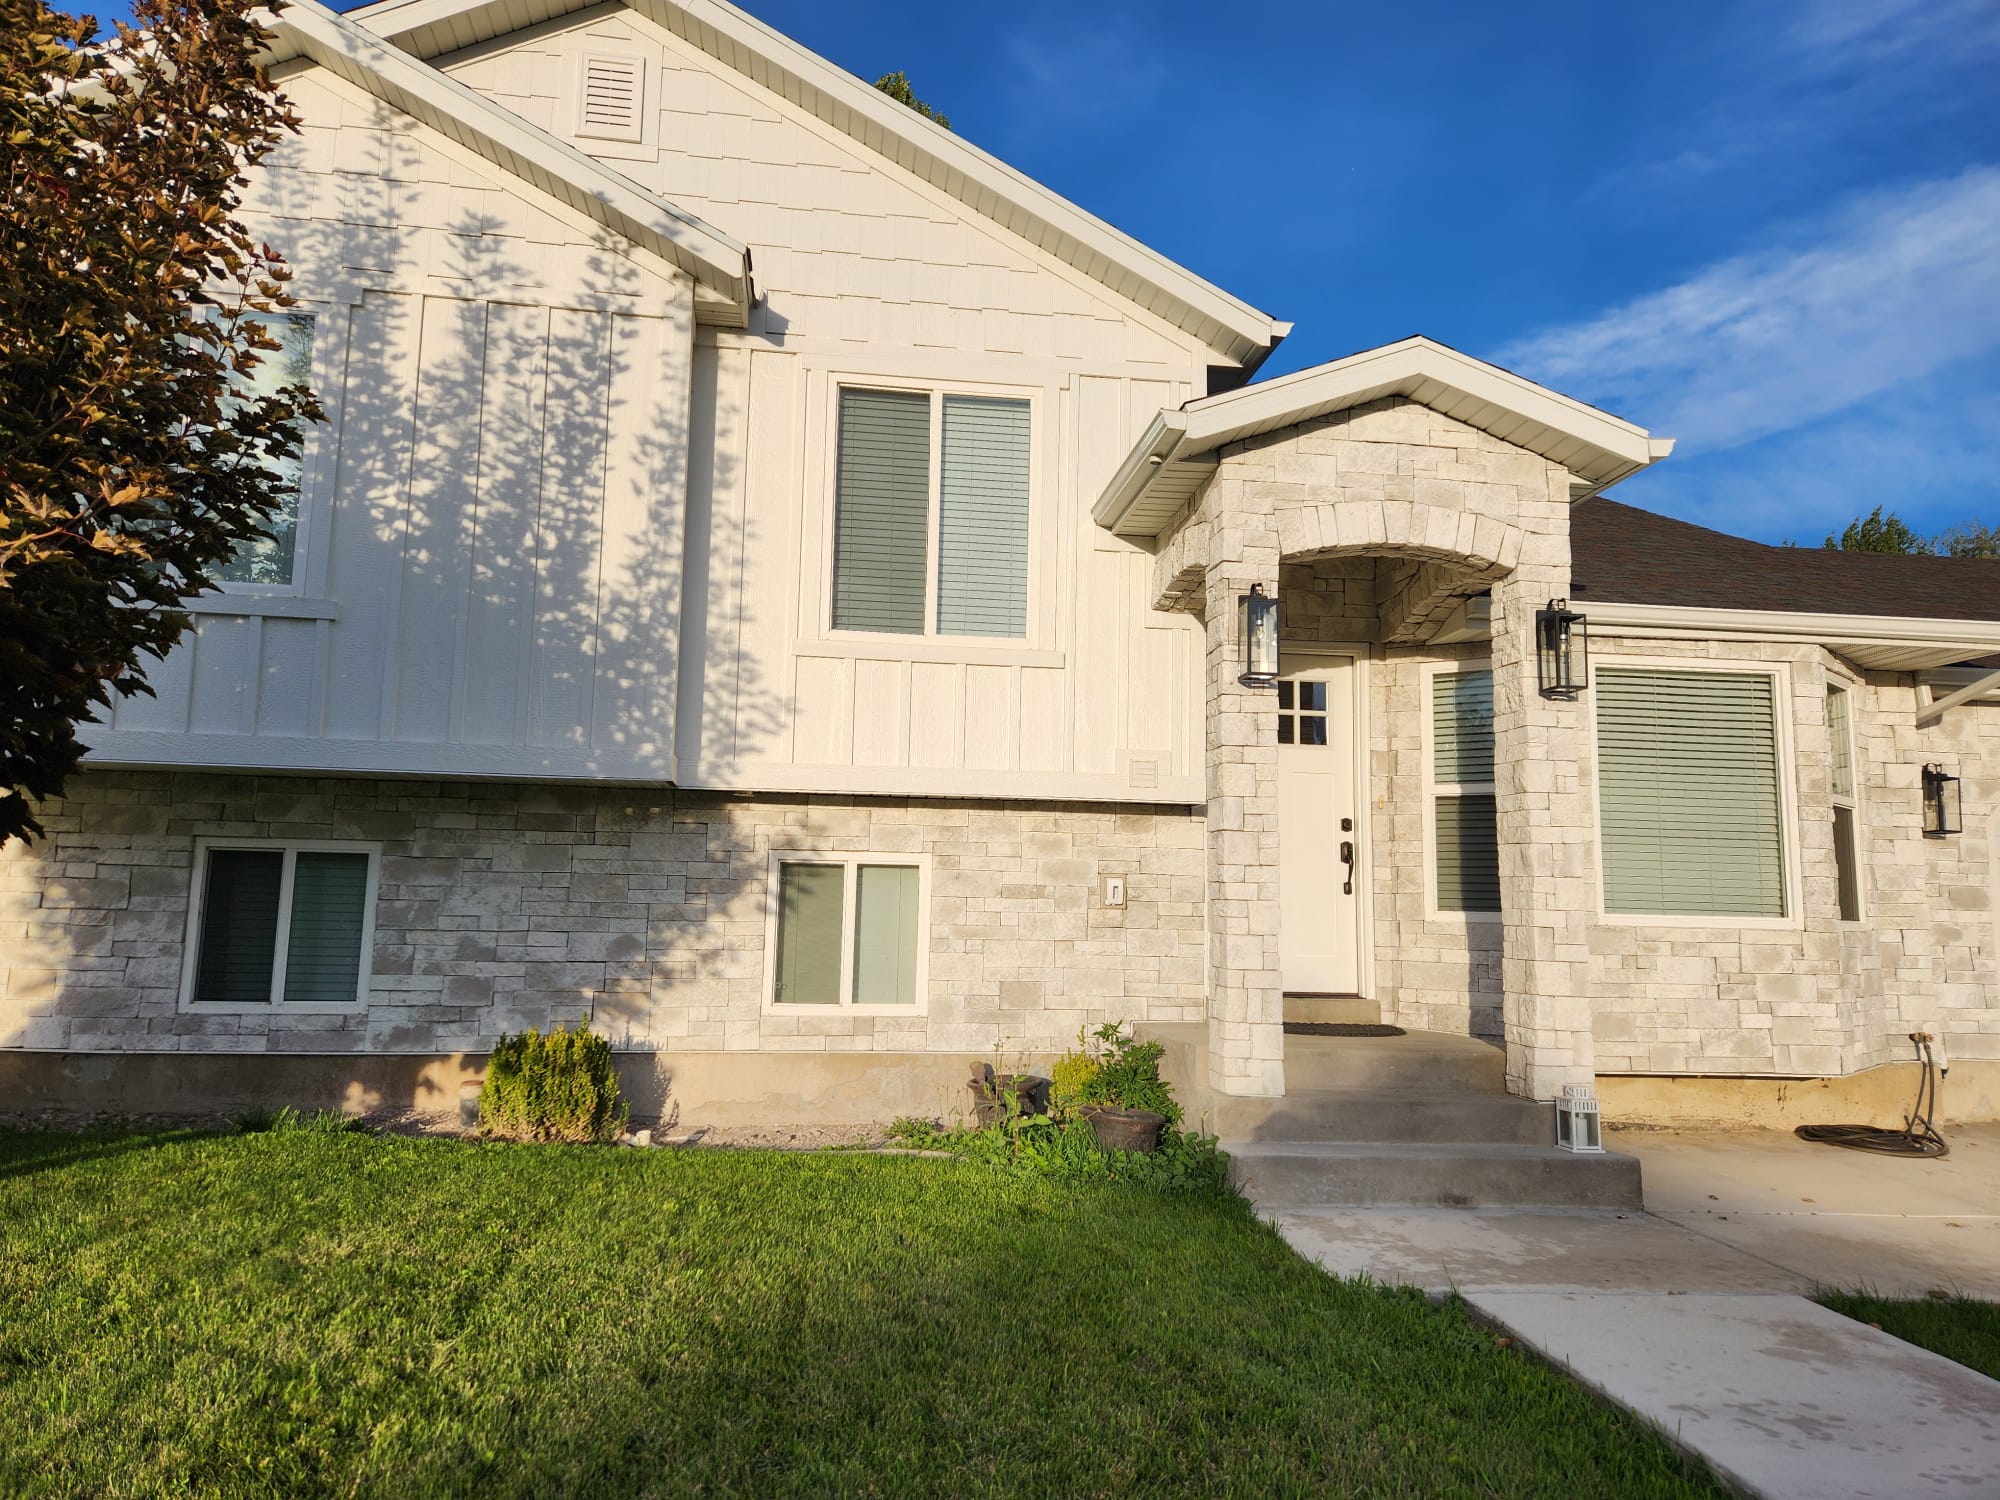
[
  {"x1": 183, "y1": 840, "x2": 377, "y2": 1007},
  {"x1": 768, "y1": 855, "x2": 927, "y2": 1011},
  {"x1": 1429, "y1": 667, "x2": 1500, "y2": 915},
  {"x1": 830, "y1": 386, "x2": 1031, "y2": 639},
  {"x1": 1596, "y1": 667, "x2": 1788, "y2": 918},
  {"x1": 216, "y1": 311, "x2": 316, "y2": 588}
]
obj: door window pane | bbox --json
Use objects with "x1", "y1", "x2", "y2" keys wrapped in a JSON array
[
  {"x1": 775, "y1": 863, "x2": 845, "y2": 1004},
  {"x1": 283, "y1": 852, "x2": 370, "y2": 1002},
  {"x1": 832, "y1": 389, "x2": 931, "y2": 633},
  {"x1": 853, "y1": 865, "x2": 920, "y2": 1006},
  {"x1": 192, "y1": 850, "x2": 286, "y2": 1003}
]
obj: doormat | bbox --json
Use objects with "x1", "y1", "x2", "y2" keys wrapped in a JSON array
[{"x1": 1282, "y1": 1022, "x2": 1406, "y2": 1037}]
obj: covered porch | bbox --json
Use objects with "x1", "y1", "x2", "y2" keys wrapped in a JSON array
[{"x1": 1096, "y1": 338, "x2": 1676, "y2": 1103}]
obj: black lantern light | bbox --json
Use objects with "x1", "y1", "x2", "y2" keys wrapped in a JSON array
[
  {"x1": 1922, "y1": 764, "x2": 1963, "y2": 837},
  {"x1": 1535, "y1": 598, "x2": 1588, "y2": 700},
  {"x1": 1239, "y1": 584, "x2": 1280, "y2": 688}
]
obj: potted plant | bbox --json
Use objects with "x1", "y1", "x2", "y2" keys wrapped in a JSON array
[{"x1": 1071, "y1": 1022, "x2": 1179, "y2": 1154}]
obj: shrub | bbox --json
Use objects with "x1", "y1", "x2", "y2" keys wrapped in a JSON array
[
  {"x1": 1074, "y1": 1022, "x2": 1181, "y2": 1125},
  {"x1": 1049, "y1": 1039, "x2": 1101, "y2": 1120},
  {"x1": 477, "y1": 1026, "x2": 629, "y2": 1144}
]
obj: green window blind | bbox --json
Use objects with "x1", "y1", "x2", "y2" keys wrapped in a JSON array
[
  {"x1": 1826, "y1": 687, "x2": 1853, "y2": 799},
  {"x1": 936, "y1": 395, "x2": 1030, "y2": 638},
  {"x1": 832, "y1": 389, "x2": 930, "y2": 634},
  {"x1": 192, "y1": 849, "x2": 285, "y2": 1003},
  {"x1": 1597, "y1": 668, "x2": 1786, "y2": 917},
  {"x1": 853, "y1": 865, "x2": 920, "y2": 1005},
  {"x1": 283, "y1": 852, "x2": 370, "y2": 1002},
  {"x1": 1436, "y1": 794, "x2": 1500, "y2": 913},
  {"x1": 1432, "y1": 670, "x2": 1495, "y2": 783},
  {"x1": 775, "y1": 863, "x2": 845, "y2": 1004}
]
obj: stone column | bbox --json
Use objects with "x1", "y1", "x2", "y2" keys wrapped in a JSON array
[
  {"x1": 1489, "y1": 512, "x2": 1598, "y2": 1100},
  {"x1": 1201, "y1": 517, "x2": 1285, "y2": 1098}
]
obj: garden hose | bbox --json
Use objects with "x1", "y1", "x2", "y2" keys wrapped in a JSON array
[{"x1": 1795, "y1": 1033, "x2": 1949, "y2": 1159}]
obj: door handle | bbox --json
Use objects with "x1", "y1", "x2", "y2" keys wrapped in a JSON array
[{"x1": 1339, "y1": 840, "x2": 1355, "y2": 896}]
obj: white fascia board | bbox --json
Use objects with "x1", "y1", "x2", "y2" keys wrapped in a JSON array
[
  {"x1": 1093, "y1": 336, "x2": 1672, "y2": 537},
  {"x1": 1180, "y1": 338, "x2": 1659, "y2": 476},
  {"x1": 345, "y1": 0, "x2": 1287, "y2": 364},
  {"x1": 1586, "y1": 600, "x2": 2000, "y2": 655},
  {"x1": 1090, "y1": 410, "x2": 1191, "y2": 530},
  {"x1": 269, "y1": 0, "x2": 754, "y2": 319}
]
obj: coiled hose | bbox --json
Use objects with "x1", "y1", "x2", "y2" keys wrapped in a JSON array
[{"x1": 1795, "y1": 1033, "x2": 1948, "y2": 1159}]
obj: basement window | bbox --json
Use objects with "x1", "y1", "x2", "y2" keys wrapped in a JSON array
[
  {"x1": 766, "y1": 854, "x2": 928, "y2": 1012},
  {"x1": 183, "y1": 840, "x2": 378, "y2": 1008}
]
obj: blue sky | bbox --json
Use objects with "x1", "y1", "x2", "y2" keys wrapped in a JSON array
[
  {"x1": 89, "y1": 0, "x2": 2000, "y2": 543},
  {"x1": 734, "y1": 0, "x2": 2000, "y2": 545}
]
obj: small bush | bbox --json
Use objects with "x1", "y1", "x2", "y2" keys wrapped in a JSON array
[
  {"x1": 477, "y1": 1026, "x2": 629, "y2": 1144},
  {"x1": 1049, "y1": 1043, "x2": 1101, "y2": 1120}
]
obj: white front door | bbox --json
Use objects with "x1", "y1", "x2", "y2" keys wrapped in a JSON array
[{"x1": 1277, "y1": 657, "x2": 1362, "y2": 995}]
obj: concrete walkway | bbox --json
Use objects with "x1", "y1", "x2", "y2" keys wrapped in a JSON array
[{"x1": 1254, "y1": 1124, "x2": 2000, "y2": 1500}]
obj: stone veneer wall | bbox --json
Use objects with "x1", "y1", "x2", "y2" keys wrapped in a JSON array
[
  {"x1": 0, "y1": 772, "x2": 1207, "y2": 1057},
  {"x1": 1580, "y1": 636, "x2": 2000, "y2": 1075}
]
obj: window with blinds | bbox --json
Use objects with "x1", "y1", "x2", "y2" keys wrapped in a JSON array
[
  {"x1": 188, "y1": 843, "x2": 376, "y2": 1005},
  {"x1": 1431, "y1": 669, "x2": 1500, "y2": 914},
  {"x1": 830, "y1": 386, "x2": 1031, "y2": 639},
  {"x1": 769, "y1": 857, "x2": 926, "y2": 1010},
  {"x1": 1596, "y1": 668, "x2": 1787, "y2": 918}
]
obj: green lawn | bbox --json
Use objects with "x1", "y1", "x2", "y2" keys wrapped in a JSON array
[
  {"x1": 0, "y1": 1128, "x2": 1723, "y2": 1499},
  {"x1": 1816, "y1": 1288, "x2": 2000, "y2": 1381}
]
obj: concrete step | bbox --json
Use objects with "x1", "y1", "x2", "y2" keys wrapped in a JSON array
[
  {"x1": 1227, "y1": 1141, "x2": 1645, "y2": 1210},
  {"x1": 1283, "y1": 995, "x2": 1381, "y2": 1025},
  {"x1": 1282, "y1": 1031, "x2": 1507, "y2": 1094},
  {"x1": 1211, "y1": 1090, "x2": 1554, "y2": 1145}
]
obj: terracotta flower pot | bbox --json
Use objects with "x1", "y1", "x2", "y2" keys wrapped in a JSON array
[{"x1": 1084, "y1": 1106, "x2": 1166, "y2": 1154}]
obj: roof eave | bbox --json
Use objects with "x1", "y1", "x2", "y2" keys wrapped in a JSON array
[
  {"x1": 264, "y1": 0, "x2": 755, "y2": 319},
  {"x1": 343, "y1": 0, "x2": 1286, "y2": 364}
]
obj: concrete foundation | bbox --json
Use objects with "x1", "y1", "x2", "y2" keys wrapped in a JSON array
[{"x1": 1599, "y1": 1060, "x2": 2000, "y2": 1129}]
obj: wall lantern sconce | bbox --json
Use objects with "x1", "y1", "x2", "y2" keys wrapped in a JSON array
[
  {"x1": 1555, "y1": 1084, "x2": 1604, "y2": 1153},
  {"x1": 1922, "y1": 764, "x2": 1963, "y2": 837},
  {"x1": 1239, "y1": 584, "x2": 1280, "y2": 688},
  {"x1": 1536, "y1": 599, "x2": 1589, "y2": 700}
]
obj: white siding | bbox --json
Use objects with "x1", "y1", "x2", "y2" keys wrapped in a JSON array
[{"x1": 85, "y1": 68, "x2": 695, "y2": 780}]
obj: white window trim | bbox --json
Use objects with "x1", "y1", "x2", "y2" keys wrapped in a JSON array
[
  {"x1": 179, "y1": 838, "x2": 380, "y2": 1013},
  {"x1": 209, "y1": 305, "x2": 330, "y2": 603},
  {"x1": 817, "y1": 372, "x2": 1047, "y2": 650},
  {"x1": 760, "y1": 850, "x2": 932, "y2": 1016},
  {"x1": 1420, "y1": 658, "x2": 1501, "y2": 923},
  {"x1": 1826, "y1": 679, "x2": 1866, "y2": 924},
  {"x1": 1586, "y1": 654, "x2": 1804, "y2": 931}
]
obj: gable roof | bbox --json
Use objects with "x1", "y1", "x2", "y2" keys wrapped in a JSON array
[
  {"x1": 262, "y1": 0, "x2": 755, "y2": 322},
  {"x1": 1573, "y1": 498, "x2": 2000, "y2": 623},
  {"x1": 341, "y1": 0, "x2": 1291, "y2": 367},
  {"x1": 1094, "y1": 336, "x2": 1674, "y2": 537}
]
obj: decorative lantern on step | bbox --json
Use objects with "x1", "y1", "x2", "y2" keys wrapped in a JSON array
[{"x1": 1555, "y1": 1084, "x2": 1603, "y2": 1154}]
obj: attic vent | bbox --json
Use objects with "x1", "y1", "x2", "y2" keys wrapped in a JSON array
[
  {"x1": 575, "y1": 53, "x2": 645, "y2": 143},
  {"x1": 1128, "y1": 758, "x2": 1160, "y2": 791}
]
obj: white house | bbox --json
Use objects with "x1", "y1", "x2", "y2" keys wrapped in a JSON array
[{"x1": 3, "y1": 0, "x2": 1995, "y2": 1180}]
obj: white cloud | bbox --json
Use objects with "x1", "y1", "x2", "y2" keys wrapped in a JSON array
[
  {"x1": 1003, "y1": 14, "x2": 1167, "y2": 126},
  {"x1": 1501, "y1": 167, "x2": 2000, "y2": 452}
]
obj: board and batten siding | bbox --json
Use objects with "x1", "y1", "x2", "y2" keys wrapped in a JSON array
[{"x1": 86, "y1": 66, "x2": 697, "y2": 781}]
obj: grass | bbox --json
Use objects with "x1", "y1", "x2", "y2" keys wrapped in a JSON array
[
  {"x1": 1815, "y1": 1288, "x2": 2000, "y2": 1380},
  {"x1": 0, "y1": 1128, "x2": 1725, "y2": 1499}
]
